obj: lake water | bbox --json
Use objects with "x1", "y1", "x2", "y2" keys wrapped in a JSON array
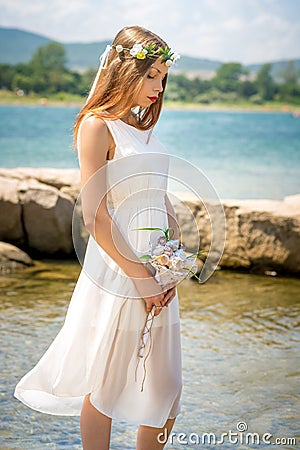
[
  {"x1": 0, "y1": 105, "x2": 299, "y2": 448},
  {"x1": 0, "y1": 105, "x2": 299, "y2": 200},
  {"x1": 1, "y1": 261, "x2": 299, "y2": 449}
]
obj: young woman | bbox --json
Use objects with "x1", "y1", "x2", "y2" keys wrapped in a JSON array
[{"x1": 15, "y1": 25, "x2": 182, "y2": 450}]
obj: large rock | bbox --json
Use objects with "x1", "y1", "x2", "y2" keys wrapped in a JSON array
[
  {"x1": 0, "y1": 241, "x2": 33, "y2": 272},
  {"x1": 174, "y1": 192, "x2": 300, "y2": 275},
  {"x1": 0, "y1": 168, "x2": 80, "y2": 255},
  {"x1": 0, "y1": 175, "x2": 23, "y2": 243}
]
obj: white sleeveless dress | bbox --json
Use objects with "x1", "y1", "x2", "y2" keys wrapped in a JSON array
[{"x1": 14, "y1": 116, "x2": 182, "y2": 428}]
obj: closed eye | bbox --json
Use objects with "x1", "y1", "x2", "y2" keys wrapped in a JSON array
[{"x1": 147, "y1": 74, "x2": 167, "y2": 80}]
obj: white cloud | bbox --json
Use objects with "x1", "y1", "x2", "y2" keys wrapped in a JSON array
[
  {"x1": 0, "y1": 0, "x2": 299, "y2": 63},
  {"x1": 223, "y1": 17, "x2": 244, "y2": 31},
  {"x1": 0, "y1": 0, "x2": 87, "y2": 17}
]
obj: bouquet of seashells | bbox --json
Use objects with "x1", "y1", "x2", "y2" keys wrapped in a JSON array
[
  {"x1": 133, "y1": 226, "x2": 208, "y2": 391},
  {"x1": 134, "y1": 226, "x2": 207, "y2": 289}
]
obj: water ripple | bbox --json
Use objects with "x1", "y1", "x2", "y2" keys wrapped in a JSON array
[{"x1": 0, "y1": 262, "x2": 299, "y2": 448}]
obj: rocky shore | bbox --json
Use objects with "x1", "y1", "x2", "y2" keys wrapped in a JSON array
[{"x1": 0, "y1": 167, "x2": 299, "y2": 276}]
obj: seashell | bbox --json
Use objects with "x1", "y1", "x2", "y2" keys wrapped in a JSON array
[
  {"x1": 167, "y1": 239, "x2": 179, "y2": 250},
  {"x1": 176, "y1": 249, "x2": 187, "y2": 260},
  {"x1": 152, "y1": 245, "x2": 165, "y2": 256},
  {"x1": 158, "y1": 236, "x2": 167, "y2": 245},
  {"x1": 154, "y1": 254, "x2": 170, "y2": 266},
  {"x1": 149, "y1": 230, "x2": 165, "y2": 249},
  {"x1": 169, "y1": 256, "x2": 184, "y2": 270}
]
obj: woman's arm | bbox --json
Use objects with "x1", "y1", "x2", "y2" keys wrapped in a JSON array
[
  {"x1": 79, "y1": 116, "x2": 164, "y2": 308},
  {"x1": 164, "y1": 193, "x2": 179, "y2": 240}
]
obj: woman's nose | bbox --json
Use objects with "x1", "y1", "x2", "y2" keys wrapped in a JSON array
[{"x1": 154, "y1": 79, "x2": 163, "y2": 93}]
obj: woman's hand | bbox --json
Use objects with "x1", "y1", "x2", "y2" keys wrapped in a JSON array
[
  {"x1": 133, "y1": 275, "x2": 165, "y2": 317},
  {"x1": 146, "y1": 284, "x2": 177, "y2": 317},
  {"x1": 144, "y1": 292, "x2": 165, "y2": 317},
  {"x1": 144, "y1": 285, "x2": 177, "y2": 317},
  {"x1": 162, "y1": 286, "x2": 177, "y2": 307},
  {"x1": 135, "y1": 276, "x2": 177, "y2": 317}
]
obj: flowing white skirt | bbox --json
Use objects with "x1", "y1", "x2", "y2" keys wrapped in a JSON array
[{"x1": 14, "y1": 200, "x2": 183, "y2": 427}]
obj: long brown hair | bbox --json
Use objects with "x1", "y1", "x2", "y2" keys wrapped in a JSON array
[{"x1": 73, "y1": 25, "x2": 169, "y2": 148}]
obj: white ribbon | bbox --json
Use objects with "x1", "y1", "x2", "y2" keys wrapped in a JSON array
[{"x1": 86, "y1": 44, "x2": 112, "y2": 103}]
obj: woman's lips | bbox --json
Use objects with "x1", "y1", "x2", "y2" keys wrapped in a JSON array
[{"x1": 148, "y1": 96, "x2": 158, "y2": 102}]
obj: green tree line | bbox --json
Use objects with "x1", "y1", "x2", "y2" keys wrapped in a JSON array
[{"x1": 0, "y1": 42, "x2": 299, "y2": 104}]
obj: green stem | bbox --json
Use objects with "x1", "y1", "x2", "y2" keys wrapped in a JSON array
[
  {"x1": 182, "y1": 267, "x2": 201, "y2": 281},
  {"x1": 187, "y1": 250, "x2": 209, "y2": 258},
  {"x1": 132, "y1": 226, "x2": 175, "y2": 242}
]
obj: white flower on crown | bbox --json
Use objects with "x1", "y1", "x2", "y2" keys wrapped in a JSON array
[
  {"x1": 130, "y1": 43, "x2": 143, "y2": 56},
  {"x1": 129, "y1": 43, "x2": 149, "y2": 59},
  {"x1": 165, "y1": 50, "x2": 180, "y2": 67},
  {"x1": 172, "y1": 52, "x2": 181, "y2": 62},
  {"x1": 115, "y1": 44, "x2": 123, "y2": 53}
]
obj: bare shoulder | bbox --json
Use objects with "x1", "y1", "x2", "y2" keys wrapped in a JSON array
[
  {"x1": 78, "y1": 114, "x2": 115, "y2": 161},
  {"x1": 78, "y1": 115, "x2": 113, "y2": 187},
  {"x1": 80, "y1": 115, "x2": 109, "y2": 140}
]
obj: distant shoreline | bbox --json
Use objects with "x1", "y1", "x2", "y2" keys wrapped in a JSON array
[{"x1": 0, "y1": 91, "x2": 299, "y2": 113}]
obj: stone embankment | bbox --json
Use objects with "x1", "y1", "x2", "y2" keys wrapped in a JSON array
[{"x1": 0, "y1": 168, "x2": 299, "y2": 275}]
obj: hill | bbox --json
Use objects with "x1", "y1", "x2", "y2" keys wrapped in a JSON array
[
  {"x1": 1, "y1": 27, "x2": 299, "y2": 79},
  {"x1": 0, "y1": 28, "x2": 50, "y2": 65},
  {"x1": 0, "y1": 27, "x2": 222, "y2": 75},
  {"x1": 64, "y1": 41, "x2": 111, "y2": 71}
]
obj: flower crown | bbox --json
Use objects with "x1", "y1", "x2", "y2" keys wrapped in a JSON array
[{"x1": 112, "y1": 43, "x2": 180, "y2": 67}]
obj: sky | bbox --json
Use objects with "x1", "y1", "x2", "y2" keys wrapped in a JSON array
[{"x1": 1, "y1": 0, "x2": 300, "y2": 64}]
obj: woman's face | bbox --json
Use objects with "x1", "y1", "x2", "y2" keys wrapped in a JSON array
[{"x1": 133, "y1": 58, "x2": 169, "y2": 108}]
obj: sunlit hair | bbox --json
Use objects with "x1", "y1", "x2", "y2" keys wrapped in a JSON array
[{"x1": 73, "y1": 25, "x2": 169, "y2": 148}]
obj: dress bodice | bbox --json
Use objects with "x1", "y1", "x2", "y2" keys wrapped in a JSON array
[
  {"x1": 102, "y1": 117, "x2": 165, "y2": 158},
  {"x1": 78, "y1": 115, "x2": 170, "y2": 211}
]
